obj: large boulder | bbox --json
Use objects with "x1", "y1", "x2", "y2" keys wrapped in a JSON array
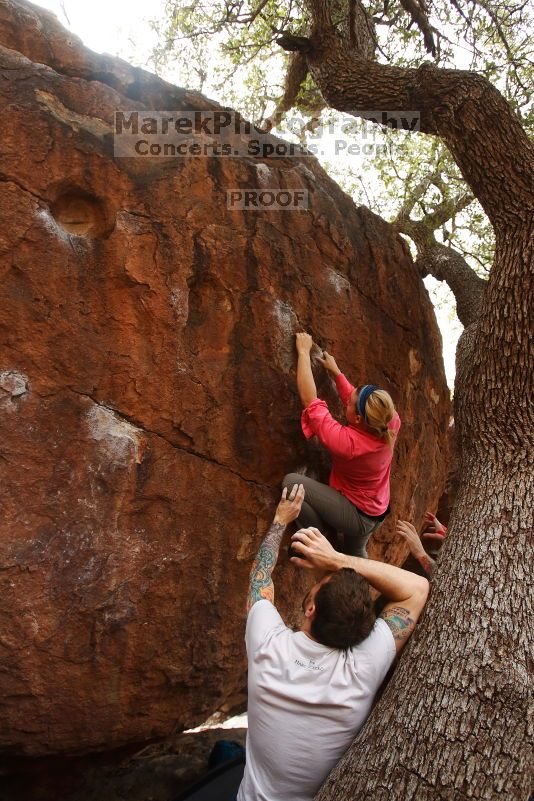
[{"x1": 0, "y1": 0, "x2": 450, "y2": 756}]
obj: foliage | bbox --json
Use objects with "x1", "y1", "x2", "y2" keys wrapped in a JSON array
[
  {"x1": 337, "y1": 132, "x2": 494, "y2": 276},
  {"x1": 149, "y1": 0, "x2": 532, "y2": 276}
]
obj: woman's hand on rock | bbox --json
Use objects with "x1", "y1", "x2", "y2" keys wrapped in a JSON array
[
  {"x1": 318, "y1": 350, "x2": 341, "y2": 376},
  {"x1": 296, "y1": 332, "x2": 313, "y2": 355}
]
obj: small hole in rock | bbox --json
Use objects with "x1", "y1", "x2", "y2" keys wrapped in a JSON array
[{"x1": 50, "y1": 191, "x2": 112, "y2": 238}]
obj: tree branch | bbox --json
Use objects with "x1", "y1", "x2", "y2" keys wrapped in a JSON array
[
  {"x1": 423, "y1": 190, "x2": 474, "y2": 230},
  {"x1": 393, "y1": 186, "x2": 485, "y2": 326},
  {"x1": 305, "y1": 0, "x2": 333, "y2": 30},
  {"x1": 416, "y1": 239, "x2": 486, "y2": 326},
  {"x1": 296, "y1": 8, "x2": 533, "y2": 228},
  {"x1": 396, "y1": 171, "x2": 438, "y2": 221},
  {"x1": 345, "y1": 0, "x2": 377, "y2": 58},
  {"x1": 241, "y1": 0, "x2": 270, "y2": 24},
  {"x1": 276, "y1": 32, "x2": 313, "y2": 52},
  {"x1": 261, "y1": 51, "x2": 309, "y2": 132},
  {"x1": 395, "y1": 171, "x2": 475, "y2": 237},
  {"x1": 398, "y1": 0, "x2": 437, "y2": 55}
]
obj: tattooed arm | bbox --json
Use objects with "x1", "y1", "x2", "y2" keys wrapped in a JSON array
[
  {"x1": 247, "y1": 522, "x2": 286, "y2": 612},
  {"x1": 247, "y1": 484, "x2": 305, "y2": 613},
  {"x1": 380, "y1": 605, "x2": 418, "y2": 651},
  {"x1": 416, "y1": 552, "x2": 435, "y2": 576},
  {"x1": 290, "y1": 526, "x2": 429, "y2": 653}
]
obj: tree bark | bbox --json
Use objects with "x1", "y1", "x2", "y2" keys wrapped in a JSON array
[
  {"x1": 315, "y1": 230, "x2": 533, "y2": 801},
  {"x1": 282, "y1": 2, "x2": 534, "y2": 799}
]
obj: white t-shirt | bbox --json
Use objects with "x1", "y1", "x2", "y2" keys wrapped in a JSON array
[{"x1": 236, "y1": 600, "x2": 396, "y2": 801}]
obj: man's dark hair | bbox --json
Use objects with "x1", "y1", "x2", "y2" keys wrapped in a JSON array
[{"x1": 311, "y1": 568, "x2": 376, "y2": 650}]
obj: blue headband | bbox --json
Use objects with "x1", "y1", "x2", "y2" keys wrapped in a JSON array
[{"x1": 357, "y1": 384, "x2": 380, "y2": 420}]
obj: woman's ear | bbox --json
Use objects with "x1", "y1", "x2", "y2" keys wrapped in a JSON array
[{"x1": 347, "y1": 407, "x2": 362, "y2": 425}]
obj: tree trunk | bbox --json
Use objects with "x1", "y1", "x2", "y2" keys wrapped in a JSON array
[
  {"x1": 284, "y1": 3, "x2": 534, "y2": 798},
  {"x1": 315, "y1": 228, "x2": 533, "y2": 800},
  {"x1": 316, "y1": 464, "x2": 532, "y2": 801}
]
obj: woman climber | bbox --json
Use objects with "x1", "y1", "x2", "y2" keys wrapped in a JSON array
[{"x1": 283, "y1": 332, "x2": 400, "y2": 558}]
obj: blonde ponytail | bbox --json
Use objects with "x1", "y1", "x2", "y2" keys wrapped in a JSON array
[{"x1": 364, "y1": 389, "x2": 396, "y2": 447}]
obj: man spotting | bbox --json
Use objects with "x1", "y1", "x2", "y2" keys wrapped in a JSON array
[{"x1": 236, "y1": 484, "x2": 429, "y2": 801}]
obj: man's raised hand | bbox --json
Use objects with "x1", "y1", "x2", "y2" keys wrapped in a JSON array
[
  {"x1": 274, "y1": 484, "x2": 305, "y2": 526},
  {"x1": 248, "y1": 485, "x2": 305, "y2": 612},
  {"x1": 290, "y1": 527, "x2": 340, "y2": 571},
  {"x1": 398, "y1": 519, "x2": 436, "y2": 577},
  {"x1": 396, "y1": 520, "x2": 426, "y2": 559}
]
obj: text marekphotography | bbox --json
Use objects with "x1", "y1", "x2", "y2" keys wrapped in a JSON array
[{"x1": 113, "y1": 110, "x2": 421, "y2": 159}]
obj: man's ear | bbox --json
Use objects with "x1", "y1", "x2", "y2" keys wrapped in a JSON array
[{"x1": 304, "y1": 600, "x2": 316, "y2": 620}]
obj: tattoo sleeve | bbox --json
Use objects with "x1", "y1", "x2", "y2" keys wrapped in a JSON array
[
  {"x1": 381, "y1": 605, "x2": 416, "y2": 643},
  {"x1": 247, "y1": 522, "x2": 286, "y2": 612}
]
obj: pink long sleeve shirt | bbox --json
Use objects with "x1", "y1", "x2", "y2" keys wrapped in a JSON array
[{"x1": 301, "y1": 373, "x2": 401, "y2": 516}]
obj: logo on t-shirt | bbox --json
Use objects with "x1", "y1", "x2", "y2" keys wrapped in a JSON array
[{"x1": 294, "y1": 657, "x2": 325, "y2": 672}]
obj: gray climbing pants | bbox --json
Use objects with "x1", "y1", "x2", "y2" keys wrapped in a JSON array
[{"x1": 282, "y1": 473, "x2": 384, "y2": 558}]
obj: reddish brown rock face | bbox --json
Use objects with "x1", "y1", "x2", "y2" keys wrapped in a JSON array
[{"x1": 0, "y1": 0, "x2": 450, "y2": 757}]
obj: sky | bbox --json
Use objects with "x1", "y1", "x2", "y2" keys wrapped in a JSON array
[
  {"x1": 33, "y1": 0, "x2": 169, "y2": 71},
  {"x1": 32, "y1": 0, "x2": 460, "y2": 387}
]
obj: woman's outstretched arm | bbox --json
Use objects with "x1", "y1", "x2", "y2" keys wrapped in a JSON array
[
  {"x1": 296, "y1": 332, "x2": 317, "y2": 407},
  {"x1": 319, "y1": 351, "x2": 355, "y2": 407}
]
